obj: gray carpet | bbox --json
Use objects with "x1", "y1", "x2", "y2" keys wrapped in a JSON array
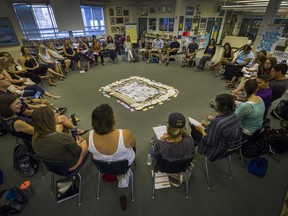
[{"x1": 0, "y1": 58, "x2": 287, "y2": 216}]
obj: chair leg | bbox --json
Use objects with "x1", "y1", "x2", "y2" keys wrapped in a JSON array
[
  {"x1": 185, "y1": 171, "x2": 189, "y2": 198},
  {"x1": 152, "y1": 170, "x2": 155, "y2": 199},
  {"x1": 77, "y1": 173, "x2": 82, "y2": 206},
  {"x1": 239, "y1": 148, "x2": 245, "y2": 170},
  {"x1": 228, "y1": 155, "x2": 233, "y2": 179},
  {"x1": 97, "y1": 171, "x2": 100, "y2": 199},
  {"x1": 130, "y1": 171, "x2": 134, "y2": 202},
  {"x1": 204, "y1": 157, "x2": 211, "y2": 189},
  {"x1": 50, "y1": 173, "x2": 55, "y2": 194}
]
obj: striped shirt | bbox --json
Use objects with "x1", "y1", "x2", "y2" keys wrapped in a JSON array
[{"x1": 198, "y1": 113, "x2": 242, "y2": 161}]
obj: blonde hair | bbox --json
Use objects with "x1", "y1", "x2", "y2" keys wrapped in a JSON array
[
  {"x1": 0, "y1": 57, "x2": 11, "y2": 70},
  {"x1": 166, "y1": 125, "x2": 189, "y2": 141},
  {"x1": 38, "y1": 45, "x2": 46, "y2": 54},
  {"x1": 47, "y1": 42, "x2": 54, "y2": 50},
  {"x1": 32, "y1": 106, "x2": 56, "y2": 139}
]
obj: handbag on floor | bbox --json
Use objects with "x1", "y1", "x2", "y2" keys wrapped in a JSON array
[{"x1": 247, "y1": 157, "x2": 268, "y2": 177}]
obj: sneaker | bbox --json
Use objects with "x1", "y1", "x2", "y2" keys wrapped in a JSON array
[
  {"x1": 159, "y1": 60, "x2": 162, "y2": 65},
  {"x1": 147, "y1": 60, "x2": 150, "y2": 64},
  {"x1": 52, "y1": 95, "x2": 61, "y2": 100},
  {"x1": 101, "y1": 62, "x2": 105, "y2": 66},
  {"x1": 188, "y1": 62, "x2": 192, "y2": 67},
  {"x1": 56, "y1": 107, "x2": 67, "y2": 115},
  {"x1": 165, "y1": 62, "x2": 169, "y2": 66}
]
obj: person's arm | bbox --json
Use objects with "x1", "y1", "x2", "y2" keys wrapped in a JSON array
[
  {"x1": 7, "y1": 64, "x2": 26, "y2": 75},
  {"x1": 14, "y1": 119, "x2": 34, "y2": 135},
  {"x1": 19, "y1": 57, "x2": 32, "y2": 70},
  {"x1": 38, "y1": 53, "x2": 54, "y2": 64},
  {"x1": 76, "y1": 44, "x2": 81, "y2": 53},
  {"x1": 48, "y1": 49, "x2": 64, "y2": 60},
  {"x1": 228, "y1": 50, "x2": 234, "y2": 61},
  {"x1": 63, "y1": 47, "x2": 72, "y2": 57},
  {"x1": 2, "y1": 70, "x2": 25, "y2": 84},
  {"x1": 197, "y1": 119, "x2": 220, "y2": 147},
  {"x1": 160, "y1": 40, "x2": 164, "y2": 49}
]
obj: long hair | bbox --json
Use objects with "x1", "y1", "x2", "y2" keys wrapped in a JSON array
[
  {"x1": 32, "y1": 106, "x2": 56, "y2": 139},
  {"x1": 223, "y1": 42, "x2": 231, "y2": 51},
  {"x1": 92, "y1": 104, "x2": 115, "y2": 135},
  {"x1": 63, "y1": 39, "x2": 71, "y2": 49},
  {"x1": 165, "y1": 125, "x2": 189, "y2": 141},
  {"x1": 38, "y1": 45, "x2": 46, "y2": 55},
  {"x1": 0, "y1": 57, "x2": 11, "y2": 70},
  {"x1": 0, "y1": 94, "x2": 18, "y2": 118}
]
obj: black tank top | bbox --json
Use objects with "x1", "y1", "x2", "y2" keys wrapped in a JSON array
[
  {"x1": 223, "y1": 50, "x2": 232, "y2": 59},
  {"x1": 65, "y1": 47, "x2": 73, "y2": 55},
  {"x1": 25, "y1": 58, "x2": 36, "y2": 68}
]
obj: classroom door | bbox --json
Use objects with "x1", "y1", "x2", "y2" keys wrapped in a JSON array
[
  {"x1": 206, "y1": 18, "x2": 214, "y2": 39},
  {"x1": 213, "y1": 18, "x2": 222, "y2": 43},
  {"x1": 138, "y1": 18, "x2": 147, "y2": 39}
]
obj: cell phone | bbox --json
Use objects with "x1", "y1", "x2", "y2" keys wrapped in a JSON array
[
  {"x1": 34, "y1": 90, "x2": 42, "y2": 99},
  {"x1": 71, "y1": 128, "x2": 78, "y2": 140}
]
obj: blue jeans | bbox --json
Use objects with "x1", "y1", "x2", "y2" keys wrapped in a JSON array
[{"x1": 23, "y1": 85, "x2": 45, "y2": 97}]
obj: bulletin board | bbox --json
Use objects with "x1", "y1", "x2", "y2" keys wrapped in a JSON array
[
  {"x1": 125, "y1": 24, "x2": 137, "y2": 43},
  {"x1": 256, "y1": 25, "x2": 284, "y2": 53}
]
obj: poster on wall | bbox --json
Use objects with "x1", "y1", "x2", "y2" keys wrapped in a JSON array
[
  {"x1": 125, "y1": 24, "x2": 137, "y2": 43},
  {"x1": 0, "y1": 17, "x2": 19, "y2": 47},
  {"x1": 256, "y1": 25, "x2": 284, "y2": 53}
]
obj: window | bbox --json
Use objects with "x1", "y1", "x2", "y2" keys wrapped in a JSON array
[
  {"x1": 81, "y1": 5, "x2": 106, "y2": 36},
  {"x1": 148, "y1": 18, "x2": 156, "y2": 31},
  {"x1": 159, "y1": 18, "x2": 174, "y2": 32},
  {"x1": 14, "y1": 4, "x2": 106, "y2": 39}
]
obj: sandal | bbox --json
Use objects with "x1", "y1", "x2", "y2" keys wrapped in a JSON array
[{"x1": 226, "y1": 84, "x2": 235, "y2": 88}]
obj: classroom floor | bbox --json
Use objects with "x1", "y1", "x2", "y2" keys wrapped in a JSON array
[{"x1": 0, "y1": 56, "x2": 288, "y2": 216}]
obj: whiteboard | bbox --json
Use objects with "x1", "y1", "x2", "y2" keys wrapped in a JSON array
[
  {"x1": 50, "y1": 0, "x2": 84, "y2": 32},
  {"x1": 125, "y1": 24, "x2": 137, "y2": 43}
]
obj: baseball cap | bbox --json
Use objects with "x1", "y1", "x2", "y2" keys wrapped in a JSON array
[{"x1": 168, "y1": 112, "x2": 186, "y2": 128}]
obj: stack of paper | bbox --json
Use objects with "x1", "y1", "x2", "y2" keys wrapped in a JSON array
[
  {"x1": 188, "y1": 117, "x2": 203, "y2": 128},
  {"x1": 151, "y1": 171, "x2": 171, "y2": 189}
]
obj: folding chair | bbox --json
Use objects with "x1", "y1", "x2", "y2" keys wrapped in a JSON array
[
  {"x1": 90, "y1": 158, "x2": 134, "y2": 201},
  {"x1": 204, "y1": 142, "x2": 245, "y2": 190},
  {"x1": 40, "y1": 153, "x2": 89, "y2": 205}
]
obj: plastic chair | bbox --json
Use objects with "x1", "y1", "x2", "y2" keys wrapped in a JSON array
[
  {"x1": 40, "y1": 153, "x2": 89, "y2": 205},
  {"x1": 204, "y1": 142, "x2": 245, "y2": 190},
  {"x1": 152, "y1": 157, "x2": 193, "y2": 199},
  {"x1": 90, "y1": 158, "x2": 134, "y2": 201}
]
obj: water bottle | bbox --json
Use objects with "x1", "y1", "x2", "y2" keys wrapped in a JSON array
[{"x1": 147, "y1": 154, "x2": 153, "y2": 166}]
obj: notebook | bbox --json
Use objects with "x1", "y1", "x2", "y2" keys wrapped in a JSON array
[
  {"x1": 188, "y1": 117, "x2": 203, "y2": 128},
  {"x1": 152, "y1": 125, "x2": 167, "y2": 140}
]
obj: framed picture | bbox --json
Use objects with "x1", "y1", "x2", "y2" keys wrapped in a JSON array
[
  {"x1": 111, "y1": 26, "x2": 118, "y2": 34},
  {"x1": 186, "y1": 6, "x2": 194, "y2": 16},
  {"x1": 199, "y1": 23, "x2": 205, "y2": 30},
  {"x1": 123, "y1": 10, "x2": 129, "y2": 16},
  {"x1": 149, "y1": 7, "x2": 156, "y2": 14},
  {"x1": 120, "y1": 26, "x2": 125, "y2": 33},
  {"x1": 116, "y1": 17, "x2": 124, "y2": 24},
  {"x1": 110, "y1": 17, "x2": 115, "y2": 25},
  {"x1": 157, "y1": 6, "x2": 161, "y2": 13},
  {"x1": 167, "y1": 5, "x2": 172, "y2": 13},
  {"x1": 141, "y1": 5, "x2": 148, "y2": 16},
  {"x1": 124, "y1": 17, "x2": 129, "y2": 24},
  {"x1": 109, "y1": 8, "x2": 114, "y2": 16},
  {"x1": 116, "y1": 7, "x2": 122, "y2": 16},
  {"x1": 0, "y1": 17, "x2": 19, "y2": 47},
  {"x1": 162, "y1": 5, "x2": 166, "y2": 13}
]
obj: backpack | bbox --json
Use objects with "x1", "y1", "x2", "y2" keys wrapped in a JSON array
[
  {"x1": 270, "y1": 128, "x2": 288, "y2": 154},
  {"x1": 151, "y1": 55, "x2": 159, "y2": 63},
  {"x1": 13, "y1": 144, "x2": 39, "y2": 177},
  {"x1": 0, "y1": 187, "x2": 28, "y2": 215},
  {"x1": 247, "y1": 156, "x2": 268, "y2": 177},
  {"x1": 270, "y1": 100, "x2": 288, "y2": 121}
]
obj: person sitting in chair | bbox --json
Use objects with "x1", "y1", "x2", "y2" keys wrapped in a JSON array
[
  {"x1": 138, "y1": 37, "x2": 147, "y2": 61},
  {"x1": 87, "y1": 104, "x2": 136, "y2": 166},
  {"x1": 182, "y1": 37, "x2": 198, "y2": 67},
  {"x1": 165, "y1": 36, "x2": 180, "y2": 66},
  {"x1": 154, "y1": 112, "x2": 196, "y2": 161},
  {"x1": 32, "y1": 106, "x2": 88, "y2": 171},
  {"x1": 190, "y1": 94, "x2": 242, "y2": 161},
  {"x1": 147, "y1": 34, "x2": 163, "y2": 64}
]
